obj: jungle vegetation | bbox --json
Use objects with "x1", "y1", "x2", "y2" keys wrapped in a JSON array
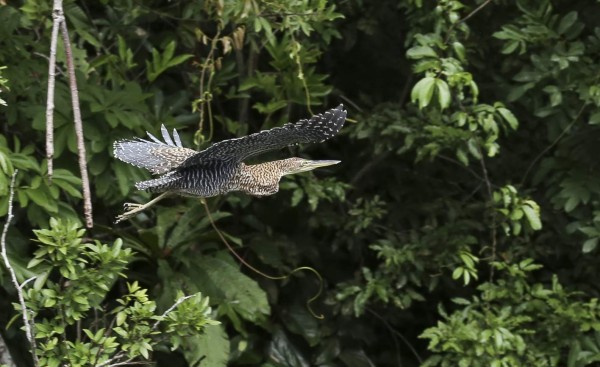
[{"x1": 1, "y1": 0, "x2": 600, "y2": 366}]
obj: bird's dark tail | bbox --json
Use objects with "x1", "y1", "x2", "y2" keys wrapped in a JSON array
[{"x1": 134, "y1": 171, "x2": 181, "y2": 192}]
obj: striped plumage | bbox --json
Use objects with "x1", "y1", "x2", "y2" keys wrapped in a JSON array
[{"x1": 113, "y1": 105, "x2": 346, "y2": 222}]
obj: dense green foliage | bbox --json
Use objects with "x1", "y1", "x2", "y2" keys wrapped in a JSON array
[{"x1": 1, "y1": 0, "x2": 600, "y2": 366}]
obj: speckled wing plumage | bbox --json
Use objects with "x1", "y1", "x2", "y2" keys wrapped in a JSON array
[
  {"x1": 181, "y1": 104, "x2": 347, "y2": 167},
  {"x1": 113, "y1": 125, "x2": 197, "y2": 174}
]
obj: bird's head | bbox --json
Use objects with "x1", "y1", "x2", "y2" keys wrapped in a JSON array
[{"x1": 280, "y1": 157, "x2": 341, "y2": 175}]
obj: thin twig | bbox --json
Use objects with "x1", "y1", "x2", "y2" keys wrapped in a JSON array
[
  {"x1": 151, "y1": 294, "x2": 196, "y2": 330},
  {"x1": 338, "y1": 95, "x2": 363, "y2": 113},
  {"x1": 520, "y1": 103, "x2": 588, "y2": 185},
  {"x1": 1, "y1": 171, "x2": 39, "y2": 366},
  {"x1": 197, "y1": 28, "x2": 221, "y2": 147},
  {"x1": 60, "y1": 14, "x2": 94, "y2": 228},
  {"x1": 350, "y1": 152, "x2": 390, "y2": 187},
  {"x1": 202, "y1": 199, "x2": 281, "y2": 280},
  {"x1": 201, "y1": 199, "x2": 324, "y2": 319},
  {"x1": 438, "y1": 154, "x2": 486, "y2": 183},
  {"x1": 45, "y1": 0, "x2": 64, "y2": 180},
  {"x1": 443, "y1": 0, "x2": 494, "y2": 45},
  {"x1": 477, "y1": 153, "x2": 497, "y2": 282},
  {"x1": 96, "y1": 351, "x2": 126, "y2": 367},
  {"x1": 19, "y1": 276, "x2": 37, "y2": 290},
  {"x1": 366, "y1": 308, "x2": 423, "y2": 364},
  {"x1": 108, "y1": 360, "x2": 151, "y2": 367}
]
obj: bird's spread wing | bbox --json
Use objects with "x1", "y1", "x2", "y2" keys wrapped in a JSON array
[
  {"x1": 114, "y1": 125, "x2": 197, "y2": 174},
  {"x1": 182, "y1": 104, "x2": 346, "y2": 166}
]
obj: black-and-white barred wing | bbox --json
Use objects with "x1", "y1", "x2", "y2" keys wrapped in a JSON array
[
  {"x1": 185, "y1": 104, "x2": 346, "y2": 164},
  {"x1": 114, "y1": 125, "x2": 197, "y2": 174}
]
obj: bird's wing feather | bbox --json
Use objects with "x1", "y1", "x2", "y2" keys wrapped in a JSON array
[
  {"x1": 183, "y1": 104, "x2": 346, "y2": 165},
  {"x1": 114, "y1": 125, "x2": 197, "y2": 174}
]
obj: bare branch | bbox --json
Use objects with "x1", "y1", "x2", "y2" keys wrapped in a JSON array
[
  {"x1": 59, "y1": 12, "x2": 94, "y2": 228},
  {"x1": 0, "y1": 171, "x2": 39, "y2": 366},
  {"x1": 45, "y1": 0, "x2": 64, "y2": 180}
]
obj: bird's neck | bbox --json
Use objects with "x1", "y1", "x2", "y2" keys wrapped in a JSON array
[{"x1": 233, "y1": 161, "x2": 287, "y2": 196}]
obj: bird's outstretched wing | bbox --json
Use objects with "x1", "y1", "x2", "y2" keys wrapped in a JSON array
[
  {"x1": 182, "y1": 104, "x2": 346, "y2": 166},
  {"x1": 114, "y1": 125, "x2": 197, "y2": 175}
]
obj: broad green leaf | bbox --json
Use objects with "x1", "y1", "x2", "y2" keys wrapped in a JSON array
[
  {"x1": 282, "y1": 303, "x2": 320, "y2": 347},
  {"x1": 186, "y1": 254, "x2": 270, "y2": 322},
  {"x1": 183, "y1": 325, "x2": 230, "y2": 367}
]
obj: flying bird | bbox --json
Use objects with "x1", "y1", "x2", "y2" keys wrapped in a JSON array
[{"x1": 113, "y1": 104, "x2": 347, "y2": 222}]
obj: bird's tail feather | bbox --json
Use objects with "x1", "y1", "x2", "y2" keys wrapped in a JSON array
[{"x1": 114, "y1": 125, "x2": 197, "y2": 175}]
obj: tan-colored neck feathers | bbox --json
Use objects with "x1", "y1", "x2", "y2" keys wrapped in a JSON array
[{"x1": 232, "y1": 161, "x2": 289, "y2": 196}]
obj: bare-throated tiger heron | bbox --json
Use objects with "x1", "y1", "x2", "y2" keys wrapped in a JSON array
[{"x1": 113, "y1": 104, "x2": 347, "y2": 222}]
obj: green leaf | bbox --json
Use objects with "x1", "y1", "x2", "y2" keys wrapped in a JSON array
[
  {"x1": 456, "y1": 149, "x2": 468, "y2": 166},
  {"x1": 558, "y1": 11, "x2": 578, "y2": 35},
  {"x1": 451, "y1": 297, "x2": 471, "y2": 305},
  {"x1": 582, "y1": 238, "x2": 599, "y2": 254},
  {"x1": 497, "y1": 107, "x2": 518, "y2": 129},
  {"x1": 166, "y1": 54, "x2": 194, "y2": 69},
  {"x1": 339, "y1": 349, "x2": 376, "y2": 367},
  {"x1": 282, "y1": 303, "x2": 320, "y2": 347},
  {"x1": 589, "y1": 111, "x2": 600, "y2": 125},
  {"x1": 452, "y1": 266, "x2": 464, "y2": 280},
  {"x1": 183, "y1": 325, "x2": 230, "y2": 367},
  {"x1": 406, "y1": 45, "x2": 438, "y2": 59},
  {"x1": 34, "y1": 271, "x2": 50, "y2": 291},
  {"x1": 185, "y1": 254, "x2": 270, "y2": 322},
  {"x1": 411, "y1": 77, "x2": 436, "y2": 109},
  {"x1": 435, "y1": 79, "x2": 451, "y2": 109},
  {"x1": 116, "y1": 311, "x2": 127, "y2": 326},
  {"x1": 568, "y1": 340, "x2": 581, "y2": 367},
  {"x1": 452, "y1": 42, "x2": 466, "y2": 62},
  {"x1": 522, "y1": 204, "x2": 542, "y2": 230}
]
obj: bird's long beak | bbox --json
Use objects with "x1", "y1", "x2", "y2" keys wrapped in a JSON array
[{"x1": 300, "y1": 159, "x2": 341, "y2": 172}]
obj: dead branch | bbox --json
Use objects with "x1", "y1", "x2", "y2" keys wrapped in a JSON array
[
  {"x1": 58, "y1": 5, "x2": 94, "y2": 228},
  {"x1": 45, "y1": 0, "x2": 64, "y2": 180},
  {"x1": 0, "y1": 171, "x2": 39, "y2": 366}
]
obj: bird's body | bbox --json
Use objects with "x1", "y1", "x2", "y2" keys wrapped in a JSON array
[{"x1": 113, "y1": 105, "x2": 347, "y2": 222}]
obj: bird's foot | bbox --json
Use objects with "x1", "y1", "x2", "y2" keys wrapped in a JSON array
[
  {"x1": 115, "y1": 202, "x2": 147, "y2": 224},
  {"x1": 123, "y1": 202, "x2": 143, "y2": 210},
  {"x1": 114, "y1": 193, "x2": 171, "y2": 224}
]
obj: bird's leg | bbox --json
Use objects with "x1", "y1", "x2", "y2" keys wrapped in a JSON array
[{"x1": 115, "y1": 192, "x2": 171, "y2": 223}]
